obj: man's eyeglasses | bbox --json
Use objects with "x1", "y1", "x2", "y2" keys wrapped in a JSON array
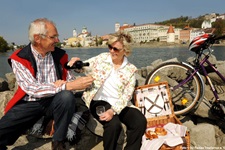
[
  {"x1": 108, "y1": 44, "x2": 123, "y2": 52},
  {"x1": 40, "y1": 34, "x2": 59, "y2": 40}
]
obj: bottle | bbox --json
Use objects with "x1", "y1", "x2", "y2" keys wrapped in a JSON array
[{"x1": 64, "y1": 60, "x2": 90, "y2": 69}]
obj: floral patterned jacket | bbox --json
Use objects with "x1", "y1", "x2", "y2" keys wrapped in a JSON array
[{"x1": 82, "y1": 52, "x2": 137, "y2": 114}]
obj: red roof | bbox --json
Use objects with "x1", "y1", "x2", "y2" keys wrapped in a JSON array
[{"x1": 167, "y1": 24, "x2": 175, "y2": 33}]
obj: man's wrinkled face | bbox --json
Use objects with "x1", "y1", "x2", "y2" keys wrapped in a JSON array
[{"x1": 39, "y1": 23, "x2": 59, "y2": 52}]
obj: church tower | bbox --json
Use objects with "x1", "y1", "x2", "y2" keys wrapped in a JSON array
[
  {"x1": 115, "y1": 22, "x2": 120, "y2": 32},
  {"x1": 167, "y1": 24, "x2": 175, "y2": 43},
  {"x1": 82, "y1": 26, "x2": 88, "y2": 34},
  {"x1": 73, "y1": 28, "x2": 77, "y2": 37}
]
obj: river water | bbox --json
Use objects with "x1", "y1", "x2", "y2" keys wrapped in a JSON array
[{"x1": 1, "y1": 45, "x2": 225, "y2": 79}]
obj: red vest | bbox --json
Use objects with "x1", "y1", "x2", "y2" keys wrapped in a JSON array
[{"x1": 4, "y1": 45, "x2": 68, "y2": 113}]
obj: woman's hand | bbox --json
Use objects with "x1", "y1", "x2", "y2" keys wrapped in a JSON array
[{"x1": 99, "y1": 109, "x2": 115, "y2": 122}]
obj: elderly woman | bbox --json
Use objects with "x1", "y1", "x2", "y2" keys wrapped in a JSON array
[{"x1": 69, "y1": 31, "x2": 147, "y2": 150}]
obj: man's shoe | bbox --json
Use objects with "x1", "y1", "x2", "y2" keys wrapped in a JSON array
[{"x1": 52, "y1": 141, "x2": 66, "y2": 150}]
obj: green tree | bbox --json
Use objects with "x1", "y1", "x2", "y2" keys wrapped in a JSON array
[
  {"x1": 97, "y1": 37, "x2": 103, "y2": 46},
  {"x1": 95, "y1": 35, "x2": 98, "y2": 46},
  {"x1": 77, "y1": 42, "x2": 82, "y2": 47},
  {"x1": 0, "y1": 36, "x2": 9, "y2": 52},
  {"x1": 55, "y1": 42, "x2": 62, "y2": 48},
  {"x1": 212, "y1": 19, "x2": 225, "y2": 36}
]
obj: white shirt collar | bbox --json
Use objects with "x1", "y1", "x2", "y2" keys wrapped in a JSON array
[{"x1": 105, "y1": 54, "x2": 128, "y2": 69}]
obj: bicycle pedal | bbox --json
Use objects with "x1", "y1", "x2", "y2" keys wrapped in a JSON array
[{"x1": 210, "y1": 101, "x2": 225, "y2": 119}]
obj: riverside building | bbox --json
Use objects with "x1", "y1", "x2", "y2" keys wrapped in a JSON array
[
  {"x1": 116, "y1": 13, "x2": 225, "y2": 44},
  {"x1": 115, "y1": 22, "x2": 181, "y2": 44}
]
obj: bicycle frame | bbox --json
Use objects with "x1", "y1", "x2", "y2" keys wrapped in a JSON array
[
  {"x1": 173, "y1": 47, "x2": 225, "y2": 102},
  {"x1": 200, "y1": 55, "x2": 225, "y2": 101}
]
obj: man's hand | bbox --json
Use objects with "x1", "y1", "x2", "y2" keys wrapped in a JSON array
[
  {"x1": 67, "y1": 57, "x2": 80, "y2": 67},
  {"x1": 54, "y1": 80, "x2": 66, "y2": 87},
  {"x1": 66, "y1": 75, "x2": 95, "y2": 90}
]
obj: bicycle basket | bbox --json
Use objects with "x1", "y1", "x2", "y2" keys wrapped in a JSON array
[
  {"x1": 210, "y1": 100, "x2": 225, "y2": 119},
  {"x1": 188, "y1": 33, "x2": 213, "y2": 53}
]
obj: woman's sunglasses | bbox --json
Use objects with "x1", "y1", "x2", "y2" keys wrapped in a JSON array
[{"x1": 108, "y1": 44, "x2": 123, "y2": 52}]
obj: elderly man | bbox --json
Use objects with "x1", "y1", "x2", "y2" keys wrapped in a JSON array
[{"x1": 0, "y1": 18, "x2": 94, "y2": 150}]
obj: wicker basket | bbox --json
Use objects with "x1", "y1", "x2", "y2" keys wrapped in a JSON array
[{"x1": 134, "y1": 82, "x2": 190, "y2": 150}]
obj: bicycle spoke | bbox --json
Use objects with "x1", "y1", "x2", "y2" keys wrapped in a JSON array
[{"x1": 145, "y1": 62, "x2": 203, "y2": 115}]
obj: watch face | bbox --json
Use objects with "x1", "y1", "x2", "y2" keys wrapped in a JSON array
[{"x1": 144, "y1": 93, "x2": 164, "y2": 114}]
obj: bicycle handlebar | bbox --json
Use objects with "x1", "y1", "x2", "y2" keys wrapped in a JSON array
[
  {"x1": 214, "y1": 35, "x2": 225, "y2": 41},
  {"x1": 205, "y1": 34, "x2": 225, "y2": 47}
]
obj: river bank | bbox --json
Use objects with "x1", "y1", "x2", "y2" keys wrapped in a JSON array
[
  {"x1": 62, "y1": 42, "x2": 188, "y2": 50},
  {"x1": 62, "y1": 41, "x2": 225, "y2": 49},
  {"x1": 1, "y1": 44, "x2": 225, "y2": 79}
]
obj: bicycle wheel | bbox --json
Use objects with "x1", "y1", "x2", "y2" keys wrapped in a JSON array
[{"x1": 145, "y1": 62, "x2": 204, "y2": 115}]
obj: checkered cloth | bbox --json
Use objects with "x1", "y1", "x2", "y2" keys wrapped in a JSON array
[
  {"x1": 28, "y1": 110, "x2": 90, "y2": 143},
  {"x1": 67, "y1": 110, "x2": 90, "y2": 143}
]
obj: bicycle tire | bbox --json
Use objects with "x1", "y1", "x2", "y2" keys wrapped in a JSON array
[{"x1": 145, "y1": 62, "x2": 204, "y2": 116}]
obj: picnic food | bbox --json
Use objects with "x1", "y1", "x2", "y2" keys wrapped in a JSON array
[
  {"x1": 145, "y1": 130, "x2": 158, "y2": 140},
  {"x1": 145, "y1": 126, "x2": 168, "y2": 140},
  {"x1": 155, "y1": 127, "x2": 167, "y2": 136}
]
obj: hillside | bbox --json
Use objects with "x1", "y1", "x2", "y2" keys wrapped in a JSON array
[
  {"x1": 154, "y1": 14, "x2": 225, "y2": 35},
  {"x1": 155, "y1": 15, "x2": 205, "y2": 28}
]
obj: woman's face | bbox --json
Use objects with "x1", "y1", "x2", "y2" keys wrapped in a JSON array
[{"x1": 108, "y1": 41, "x2": 125, "y2": 63}]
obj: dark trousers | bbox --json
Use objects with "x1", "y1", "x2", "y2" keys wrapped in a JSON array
[
  {"x1": 90, "y1": 100, "x2": 147, "y2": 150},
  {"x1": 0, "y1": 90, "x2": 75, "y2": 149}
]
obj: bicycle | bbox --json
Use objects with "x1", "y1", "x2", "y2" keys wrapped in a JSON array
[{"x1": 145, "y1": 33, "x2": 225, "y2": 116}]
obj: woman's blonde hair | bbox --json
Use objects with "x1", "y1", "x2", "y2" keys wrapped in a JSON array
[{"x1": 108, "y1": 31, "x2": 133, "y2": 56}]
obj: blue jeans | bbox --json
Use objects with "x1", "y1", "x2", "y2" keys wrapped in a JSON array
[{"x1": 0, "y1": 90, "x2": 75, "y2": 149}]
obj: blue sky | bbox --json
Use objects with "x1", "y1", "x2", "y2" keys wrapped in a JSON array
[{"x1": 0, "y1": 0, "x2": 224, "y2": 45}]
